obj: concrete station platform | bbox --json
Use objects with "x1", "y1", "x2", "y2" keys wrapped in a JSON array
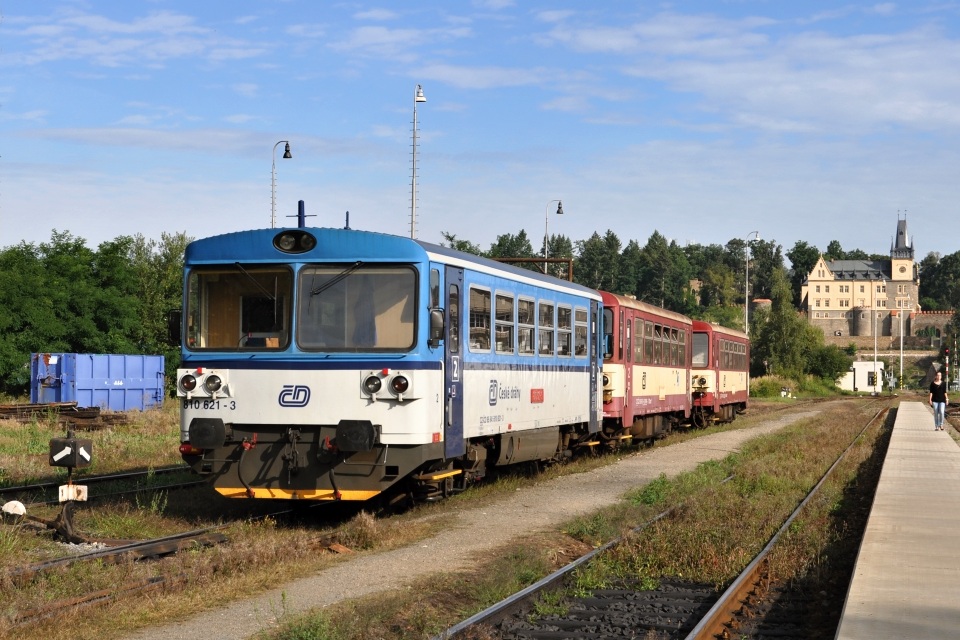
[{"x1": 836, "y1": 401, "x2": 960, "y2": 639}]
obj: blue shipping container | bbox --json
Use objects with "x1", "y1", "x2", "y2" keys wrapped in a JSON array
[{"x1": 31, "y1": 353, "x2": 166, "y2": 412}]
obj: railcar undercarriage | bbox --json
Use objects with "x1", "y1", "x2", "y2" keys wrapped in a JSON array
[{"x1": 182, "y1": 421, "x2": 596, "y2": 504}]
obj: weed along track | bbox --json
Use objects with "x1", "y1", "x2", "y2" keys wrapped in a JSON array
[
  {"x1": 8, "y1": 529, "x2": 228, "y2": 629},
  {"x1": 435, "y1": 405, "x2": 892, "y2": 640},
  {"x1": 2, "y1": 499, "x2": 352, "y2": 633}
]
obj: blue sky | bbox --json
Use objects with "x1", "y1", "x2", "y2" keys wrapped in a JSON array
[{"x1": 2, "y1": 1, "x2": 959, "y2": 261}]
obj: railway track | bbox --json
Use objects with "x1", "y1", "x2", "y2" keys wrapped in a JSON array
[
  {"x1": 0, "y1": 464, "x2": 192, "y2": 502},
  {"x1": 2, "y1": 465, "x2": 205, "y2": 544},
  {"x1": 3, "y1": 499, "x2": 346, "y2": 631},
  {"x1": 6, "y1": 528, "x2": 229, "y2": 629},
  {"x1": 434, "y1": 407, "x2": 890, "y2": 640}
]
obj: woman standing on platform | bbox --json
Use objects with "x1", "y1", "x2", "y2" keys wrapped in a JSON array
[{"x1": 929, "y1": 371, "x2": 949, "y2": 431}]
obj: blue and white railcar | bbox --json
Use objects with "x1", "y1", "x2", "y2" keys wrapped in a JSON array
[{"x1": 174, "y1": 226, "x2": 601, "y2": 503}]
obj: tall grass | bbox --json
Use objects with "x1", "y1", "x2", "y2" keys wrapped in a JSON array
[
  {"x1": 751, "y1": 373, "x2": 842, "y2": 398},
  {"x1": 0, "y1": 399, "x2": 181, "y2": 487}
]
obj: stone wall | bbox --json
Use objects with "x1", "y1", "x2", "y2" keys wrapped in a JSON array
[
  {"x1": 912, "y1": 310, "x2": 954, "y2": 341},
  {"x1": 824, "y1": 334, "x2": 932, "y2": 350},
  {"x1": 815, "y1": 309, "x2": 954, "y2": 348}
]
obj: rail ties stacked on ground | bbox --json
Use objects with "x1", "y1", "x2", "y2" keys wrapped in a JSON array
[{"x1": 0, "y1": 402, "x2": 130, "y2": 429}]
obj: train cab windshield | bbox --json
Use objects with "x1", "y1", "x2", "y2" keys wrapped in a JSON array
[
  {"x1": 184, "y1": 263, "x2": 418, "y2": 352},
  {"x1": 185, "y1": 266, "x2": 293, "y2": 350},
  {"x1": 297, "y1": 264, "x2": 416, "y2": 351}
]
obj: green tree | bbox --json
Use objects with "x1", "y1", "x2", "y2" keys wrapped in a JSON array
[
  {"x1": 751, "y1": 266, "x2": 823, "y2": 378},
  {"x1": 614, "y1": 240, "x2": 643, "y2": 295},
  {"x1": 0, "y1": 242, "x2": 59, "y2": 391},
  {"x1": 85, "y1": 236, "x2": 142, "y2": 353},
  {"x1": 806, "y1": 344, "x2": 854, "y2": 382},
  {"x1": 488, "y1": 230, "x2": 537, "y2": 272},
  {"x1": 129, "y1": 232, "x2": 191, "y2": 377},
  {"x1": 748, "y1": 239, "x2": 785, "y2": 302},
  {"x1": 574, "y1": 230, "x2": 621, "y2": 292},
  {"x1": 546, "y1": 234, "x2": 575, "y2": 279},
  {"x1": 440, "y1": 232, "x2": 484, "y2": 256},
  {"x1": 825, "y1": 240, "x2": 844, "y2": 260},
  {"x1": 684, "y1": 242, "x2": 735, "y2": 320},
  {"x1": 635, "y1": 231, "x2": 693, "y2": 312},
  {"x1": 700, "y1": 303, "x2": 743, "y2": 328},
  {"x1": 699, "y1": 263, "x2": 737, "y2": 308},
  {"x1": 919, "y1": 251, "x2": 960, "y2": 311},
  {"x1": 786, "y1": 240, "x2": 820, "y2": 306},
  {"x1": 0, "y1": 230, "x2": 192, "y2": 396}
]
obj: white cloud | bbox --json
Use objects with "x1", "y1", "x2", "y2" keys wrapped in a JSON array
[
  {"x1": 224, "y1": 114, "x2": 257, "y2": 124},
  {"x1": 287, "y1": 23, "x2": 327, "y2": 38},
  {"x1": 0, "y1": 109, "x2": 48, "y2": 123},
  {"x1": 418, "y1": 63, "x2": 544, "y2": 89},
  {"x1": 2, "y1": 8, "x2": 266, "y2": 67},
  {"x1": 328, "y1": 25, "x2": 472, "y2": 60},
  {"x1": 354, "y1": 9, "x2": 400, "y2": 21},
  {"x1": 472, "y1": 0, "x2": 515, "y2": 10},
  {"x1": 232, "y1": 83, "x2": 259, "y2": 98}
]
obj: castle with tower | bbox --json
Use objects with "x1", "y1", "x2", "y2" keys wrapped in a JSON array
[{"x1": 799, "y1": 217, "x2": 950, "y2": 350}]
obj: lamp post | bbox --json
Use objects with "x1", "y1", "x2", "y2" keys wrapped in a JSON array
[
  {"x1": 544, "y1": 200, "x2": 563, "y2": 274},
  {"x1": 873, "y1": 278, "x2": 885, "y2": 395},
  {"x1": 410, "y1": 84, "x2": 426, "y2": 239},
  {"x1": 873, "y1": 306, "x2": 878, "y2": 395},
  {"x1": 899, "y1": 298, "x2": 910, "y2": 390},
  {"x1": 743, "y1": 231, "x2": 760, "y2": 335},
  {"x1": 271, "y1": 141, "x2": 292, "y2": 228}
]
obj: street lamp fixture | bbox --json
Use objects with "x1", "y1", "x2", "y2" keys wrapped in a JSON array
[
  {"x1": 743, "y1": 231, "x2": 760, "y2": 335},
  {"x1": 544, "y1": 200, "x2": 563, "y2": 274},
  {"x1": 271, "y1": 141, "x2": 292, "y2": 228},
  {"x1": 410, "y1": 84, "x2": 426, "y2": 239}
]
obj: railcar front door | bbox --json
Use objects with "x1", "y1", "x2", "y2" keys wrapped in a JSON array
[
  {"x1": 590, "y1": 300, "x2": 600, "y2": 432},
  {"x1": 443, "y1": 266, "x2": 465, "y2": 458}
]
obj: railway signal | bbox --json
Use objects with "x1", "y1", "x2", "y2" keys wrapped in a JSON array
[{"x1": 48, "y1": 431, "x2": 91, "y2": 503}]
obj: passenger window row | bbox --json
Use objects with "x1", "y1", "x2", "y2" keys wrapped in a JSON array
[{"x1": 468, "y1": 287, "x2": 588, "y2": 357}]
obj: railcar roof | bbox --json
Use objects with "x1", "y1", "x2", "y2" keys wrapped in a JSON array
[
  {"x1": 185, "y1": 227, "x2": 426, "y2": 263},
  {"x1": 691, "y1": 319, "x2": 749, "y2": 340},
  {"x1": 419, "y1": 239, "x2": 601, "y2": 299},
  {"x1": 599, "y1": 291, "x2": 694, "y2": 325},
  {"x1": 185, "y1": 226, "x2": 600, "y2": 300}
]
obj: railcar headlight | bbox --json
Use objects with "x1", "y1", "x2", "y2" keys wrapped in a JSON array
[
  {"x1": 274, "y1": 230, "x2": 317, "y2": 254},
  {"x1": 363, "y1": 375, "x2": 383, "y2": 394},
  {"x1": 180, "y1": 374, "x2": 197, "y2": 392},
  {"x1": 696, "y1": 376, "x2": 707, "y2": 386},
  {"x1": 390, "y1": 375, "x2": 410, "y2": 394},
  {"x1": 602, "y1": 374, "x2": 610, "y2": 387},
  {"x1": 204, "y1": 375, "x2": 223, "y2": 393},
  {"x1": 298, "y1": 234, "x2": 317, "y2": 251}
]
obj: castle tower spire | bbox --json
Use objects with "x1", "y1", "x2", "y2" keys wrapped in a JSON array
[{"x1": 891, "y1": 212, "x2": 914, "y2": 260}]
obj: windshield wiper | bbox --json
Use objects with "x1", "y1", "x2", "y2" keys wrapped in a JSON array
[
  {"x1": 311, "y1": 261, "x2": 364, "y2": 296},
  {"x1": 234, "y1": 262, "x2": 276, "y2": 301}
]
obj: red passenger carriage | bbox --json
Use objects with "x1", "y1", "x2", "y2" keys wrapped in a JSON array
[
  {"x1": 600, "y1": 292, "x2": 693, "y2": 442},
  {"x1": 690, "y1": 320, "x2": 749, "y2": 427}
]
